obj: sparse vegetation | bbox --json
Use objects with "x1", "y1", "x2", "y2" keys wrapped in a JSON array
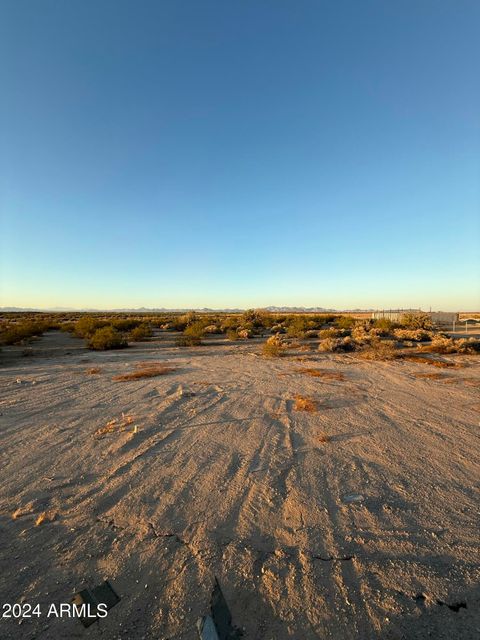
[
  {"x1": 0, "y1": 320, "x2": 56, "y2": 345},
  {"x1": 421, "y1": 335, "x2": 480, "y2": 354}
]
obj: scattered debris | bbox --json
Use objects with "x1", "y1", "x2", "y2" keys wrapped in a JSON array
[
  {"x1": 94, "y1": 413, "x2": 136, "y2": 438},
  {"x1": 72, "y1": 580, "x2": 121, "y2": 628},
  {"x1": 197, "y1": 578, "x2": 242, "y2": 640}
]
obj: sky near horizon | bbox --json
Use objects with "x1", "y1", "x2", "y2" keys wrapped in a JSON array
[{"x1": 1, "y1": 1, "x2": 479, "y2": 311}]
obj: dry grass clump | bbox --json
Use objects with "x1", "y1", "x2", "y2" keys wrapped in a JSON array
[
  {"x1": 95, "y1": 413, "x2": 135, "y2": 437},
  {"x1": 357, "y1": 339, "x2": 397, "y2": 360},
  {"x1": 403, "y1": 355, "x2": 459, "y2": 368},
  {"x1": 318, "y1": 337, "x2": 355, "y2": 352},
  {"x1": 113, "y1": 363, "x2": 175, "y2": 381},
  {"x1": 317, "y1": 432, "x2": 331, "y2": 443},
  {"x1": 394, "y1": 328, "x2": 433, "y2": 342},
  {"x1": 12, "y1": 503, "x2": 35, "y2": 519},
  {"x1": 413, "y1": 372, "x2": 452, "y2": 381},
  {"x1": 35, "y1": 511, "x2": 57, "y2": 526},
  {"x1": 263, "y1": 334, "x2": 287, "y2": 357},
  {"x1": 294, "y1": 394, "x2": 318, "y2": 412},
  {"x1": 422, "y1": 335, "x2": 480, "y2": 354},
  {"x1": 86, "y1": 367, "x2": 101, "y2": 375},
  {"x1": 295, "y1": 368, "x2": 345, "y2": 381}
]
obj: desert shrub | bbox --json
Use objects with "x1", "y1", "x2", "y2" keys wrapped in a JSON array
[
  {"x1": 373, "y1": 318, "x2": 395, "y2": 332},
  {"x1": 242, "y1": 309, "x2": 270, "y2": 328},
  {"x1": 175, "y1": 335, "x2": 202, "y2": 347},
  {"x1": 60, "y1": 322, "x2": 76, "y2": 333},
  {"x1": 316, "y1": 314, "x2": 338, "y2": 324},
  {"x1": 226, "y1": 329, "x2": 240, "y2": 341},
  {"x1": 358, "y1": 339, "x2": 397, "y2": 360},
  {"x1": 220, "y1": 317, "x2": 241, "y2": 333},
  {"x1": 172, "y1": 311, "x2": 198, "y2": 332},
  {"x1": 203, "y1": 324, "x2": 221, "y2": 334},
  {"x1": 318, "y1": 328, "x2": 342, "y2": 340},
  {"x1": 75, "y1": 317, "x2": 106, "y2": 338},
  {"x1": 400, "y1": 313, "x2": 433, "y2": 330},
  {"x1": 87, "y1": 327, "x2": 127, "y2": 351},
  {"x1": 262, "y1": 334, "x2": 287, "y2": 357},
  {"x1": 271, "y1": 324, "x2": 286, "y2": 334},
  {"x1": 393, "y1": 328, "x2": 433, "y2": 342},
  {"x1": 184, "y1": 321, "x2": 207, "y2": 339},
  {"x1": 237, "y1": 328, "x2": 253, "y2": 339},
  {"x1": 351, "y1": 325, "x2": 372, "y2": 343},
  {"x1": 286, "y1": 316, "x2": 310, "y2": 338},
  {"x1": 304, "y1": 329, "x2": 318, "y2": 339},
  {"x1": 335, "y1": 316, "x2": 356, "y2": 330},
  {"x1": 318, "y1": 336, "x2": 356, "y2": 352},
  {"x1": 129, "y1": 323, "x2": 153, "y2": 341},
  {"x1": 422, "y1": 335, "x2": 480, "y2": 354},
  {"x1": 111, "y1": 318, "x2": 143, "y2": 332}
]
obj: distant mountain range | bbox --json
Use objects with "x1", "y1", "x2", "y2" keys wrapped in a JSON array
[{"x1": 0, "y1": 305, "x2": 374, "y2": 313}]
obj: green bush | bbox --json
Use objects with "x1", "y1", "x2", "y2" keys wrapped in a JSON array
[
  {"x1": 286, "y1": 316, "x2": 310, "y2": 338},
  {"x1": 87, "y1": 327, "x2": 128, "y2": 350},
  {"x1": 129, "y1": 323, "x2": 153, "y2": 341},
  {"x1": 0, "y1": 320, "x2": 49, "y2": 345},
  {"x1": 184, "y1": 321, "x2": 207, "y2": 339},
  {"x1": 175, "y1": 335, "x2": 202, "y2": 347},
  {"x1": 75, "y1": 317, "x2": 106, "y2": 338}
]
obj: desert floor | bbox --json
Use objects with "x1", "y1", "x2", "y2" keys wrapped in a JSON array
[{"x1": 0, "y1": 331, "x2": 479, "y2": 639}]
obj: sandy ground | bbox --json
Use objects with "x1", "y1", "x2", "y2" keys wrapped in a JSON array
[{"x1": 0, "y1": 330, "x2": 479, "y2": 640}]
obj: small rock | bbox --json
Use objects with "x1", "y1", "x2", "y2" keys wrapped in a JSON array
[{"x1": 343, "y1": 494, "x2": 365, "y2": 504}]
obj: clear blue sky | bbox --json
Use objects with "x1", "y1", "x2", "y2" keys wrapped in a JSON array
[{"x1": 1, "y1": 0, "x2": 479, "y2": 310}]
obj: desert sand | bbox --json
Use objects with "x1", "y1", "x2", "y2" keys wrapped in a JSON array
[{"x1": 0, "y1": 330, "x2": 479, "y2": 639}]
